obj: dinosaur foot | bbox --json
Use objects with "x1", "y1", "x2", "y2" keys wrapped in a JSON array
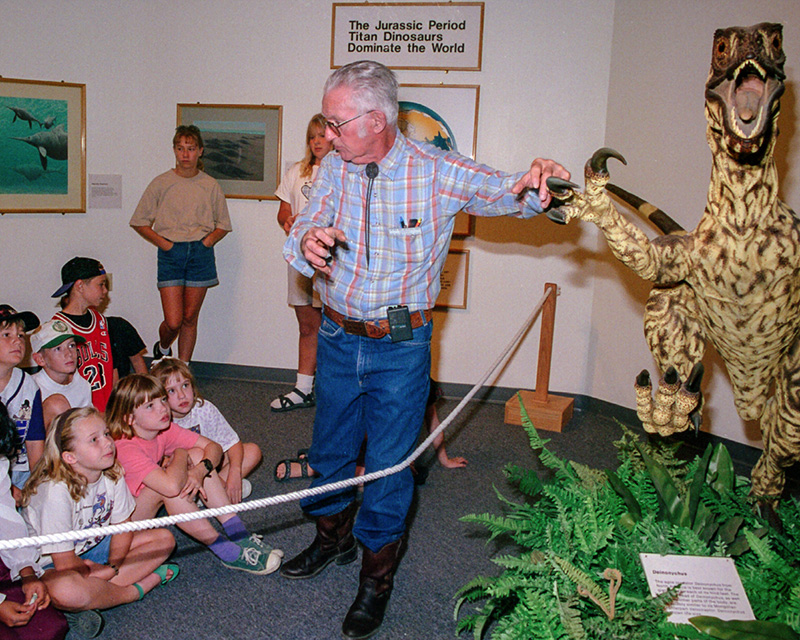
[{"x1": 634, "y1": 363, "x2": 703, "y2": 436}]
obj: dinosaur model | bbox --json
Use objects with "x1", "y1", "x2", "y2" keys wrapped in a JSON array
[{"x1": 548, "y1": 23, "x2": 799, "y2": 508}]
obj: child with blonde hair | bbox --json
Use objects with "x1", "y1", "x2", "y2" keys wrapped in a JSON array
[
  {"x1": 150, "y1": 358, "x2": 261, "y2": 503},
  {"x1": 21, "y1": 406, "x2": 177, "y2": 637},
  {"x1": 106, "y1": 375, "x2": 281, "y2": 575}
]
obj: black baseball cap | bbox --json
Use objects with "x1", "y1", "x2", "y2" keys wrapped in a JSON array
[
  {"x1": 52, "y1": 257, "x2": 107, "y2": 298},
  {"x1": 0, "y1": 304, "x2": 40, "y2": 332}
]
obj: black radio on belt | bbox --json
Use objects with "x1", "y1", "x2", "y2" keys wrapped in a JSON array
[{"x1": 387, "y1": 305, "x2": 413, "y2": 342}]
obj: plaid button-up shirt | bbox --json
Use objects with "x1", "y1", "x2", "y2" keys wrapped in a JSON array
[{"x1": 284, "y1": 132, "x2": 544, "y2": 319}]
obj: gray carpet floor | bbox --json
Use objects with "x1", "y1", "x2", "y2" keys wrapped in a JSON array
[{"x1": 94, "y1": 377, "x2": 780, "y2": 640}]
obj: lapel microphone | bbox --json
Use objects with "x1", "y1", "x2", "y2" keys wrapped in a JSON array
[{"x1": 364, "y1": 162, "x2": 378, "y2": 268}]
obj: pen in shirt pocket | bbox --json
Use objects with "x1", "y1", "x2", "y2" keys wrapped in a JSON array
[{"x1": 399, "y1": 218, "x2": 421, "y2": 228}]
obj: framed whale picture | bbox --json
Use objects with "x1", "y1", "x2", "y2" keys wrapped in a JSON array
[
  {"x1": 177, "y1": 103, "x2": 283, "y2": 200},
  {"x1": 0, "y1": 77, "x2": 86, "y2": 213}
]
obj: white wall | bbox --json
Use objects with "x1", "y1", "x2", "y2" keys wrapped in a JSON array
[
  {"x1": 5, "y1": 0, "x2": 795, "y2": 448},
  {"x1": 0, "y1": 0, "x2": 613, "y2": 397},
  {"x1": 591, "y1": 0, "x2": 800, "y2": 446}
]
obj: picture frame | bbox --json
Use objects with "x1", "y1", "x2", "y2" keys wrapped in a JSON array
[
  {"x1": 398, "y1": 84, "x2": 479, "y2": 237},
  {"x1": 0, "y1": 77, "x2": 86, "y2": 213},
  {"x1": 435, "y1": 249, "x2": 469, "y2": 309},
  {"x1": 177, "y1": 103, "x2": 282, "y2": 200}
]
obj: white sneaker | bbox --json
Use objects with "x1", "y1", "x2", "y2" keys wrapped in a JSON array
[{"x1": 242, "y1": 478, "x2": 252, "y2": 499}]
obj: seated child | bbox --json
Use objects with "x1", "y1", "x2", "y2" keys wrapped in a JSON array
[
  {"x1": 105, "y1": 316, "x2": 147, "y2": 380},
  {"x1": 151, "y1": 358, "x2": 261, "y2": 503},
  {"x1": 1, "y1": 400, "x2": 68, "y2": 640},
  {"x1": 0, "y1": 305, "x2": 45, "y2": 498},
  {"x1": 51, "y1": 258, "x2": 114, "y2": 412},
  {"x1": 31, "y1": 319, "x2": 92, "y2": 430},
  {"x1": 106, "y1": 375, "x2": 282, "y2": 575},
  {"x1": 21, "y1": 406, "x2": 177, "y2": 636}
]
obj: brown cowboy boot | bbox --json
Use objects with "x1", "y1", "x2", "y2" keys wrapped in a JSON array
[
  {"x1": 280, "y1": 502, "x2": 358, "y2": 579},
  {"x1": 341, "y1": 538, "x2": 403, "y2": 639}
]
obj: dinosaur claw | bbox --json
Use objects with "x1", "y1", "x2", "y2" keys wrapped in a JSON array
[
  {"x1": 589, "y1": 147, "x2": 627, "y2": 174},
  {"x1": 545, "y1": 209, "x2": 568, "y2": 225},
  {"x1": 636, "y1": 369, "x2": 651, "y2": 387},
  {"x1": 545, "y1": 176, "x2": 580, "y2": 195},
  {"x1": 686, "y1": 362, "x2": 704, "y2": 393}
]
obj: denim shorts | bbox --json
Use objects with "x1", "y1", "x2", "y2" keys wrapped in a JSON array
[
  {"x1": 41, "y1": 532, "x2": 111, "y2": 571},
  {"x1": 157, "y1": 240, "x2": 219, "y2": 289}
]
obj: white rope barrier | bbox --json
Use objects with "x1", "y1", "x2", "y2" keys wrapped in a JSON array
[{"x1": 0, "y1": 286, "x2": 554, "y2": 552}]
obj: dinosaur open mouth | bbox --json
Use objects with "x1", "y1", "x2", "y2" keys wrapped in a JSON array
[{"x1": 729, "y1": 62, "x2": 767, "y2": 139}]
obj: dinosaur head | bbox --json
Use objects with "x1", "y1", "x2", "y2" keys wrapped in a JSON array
[{"x1": 705, "y1": 22, "x2": 785, "y2": 161}]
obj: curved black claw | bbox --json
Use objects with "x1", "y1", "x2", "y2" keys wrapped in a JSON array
[
  {"x1": 545, "y1": 209, "x2": 568, "y2": 225},
  {"x1": 545, "y1": 176, "x2": 580, "y2": 196},
  {"x1": 636, "y1": 369, "x2": 651, "y2": 387},
  {"x1": 589, "y1": 147, "x2": 627, "y2": 174},
  {"x1": 686, "y1": 362, "x2": 704, "y2": 394},
  {"x1": 663, "y1": 366, "x2": 679, "y2": 386}
]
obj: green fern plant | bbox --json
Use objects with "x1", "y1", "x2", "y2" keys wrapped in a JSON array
[{"x1": 455, "y1": 395, "x2": 800, "y2": 639}]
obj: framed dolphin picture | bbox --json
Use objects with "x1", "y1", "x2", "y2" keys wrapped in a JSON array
[
  {"x1": 177, "y1": 103, "x2": 283, "y2": 200},
  {"x1": 0, "y1": 77, "x2": 86, "y2": 213}
]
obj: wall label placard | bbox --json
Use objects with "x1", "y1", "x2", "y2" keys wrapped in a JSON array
[{"x1": 331, "y1": 2, "x2": 484, "y2": 70}]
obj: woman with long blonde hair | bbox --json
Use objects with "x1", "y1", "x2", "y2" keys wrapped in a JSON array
[{"x1": 271, "y1": 114, "x2": 332, "y2": 414}]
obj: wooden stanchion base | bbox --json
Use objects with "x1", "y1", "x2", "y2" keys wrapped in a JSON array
[{"x1": 504, "y1": 390, "x2": 574, "y2": 432}]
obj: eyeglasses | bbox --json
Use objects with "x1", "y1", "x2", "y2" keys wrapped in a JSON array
[{"x1": 324, "y1": 111, "x2": 375, "y2": 136}]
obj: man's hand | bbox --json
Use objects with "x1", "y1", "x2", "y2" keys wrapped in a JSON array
[
  {"x1": 301, "y1": 227, "x2": 347, "y2": 275},
  {"x1": 512, "y1": 158, "x2": 571, "y2": 209}
]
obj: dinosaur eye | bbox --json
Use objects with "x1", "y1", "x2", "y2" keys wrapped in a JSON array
[
  {"x1": 714, "y1": 37, "x2": 729, "y2": 66},
  {"x1": 771, "y1": 33, "x2": 781, "y2": 52}
]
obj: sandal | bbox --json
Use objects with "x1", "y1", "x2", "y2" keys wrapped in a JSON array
[
  {"x1": 133, "y1": 563, "x2": 180, "y2": 600},
  {"x1": 296, "y1": 448, "x2": 309, "y2": 459},
  {"x1": 270, "y1": 388, "x2": 315, "y2": 413},
  {"x1": 274, "y1": 456, "x2": 316, "y2": 482}
]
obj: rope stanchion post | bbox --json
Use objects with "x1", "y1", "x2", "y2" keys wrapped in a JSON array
[{"x1": 504, "y1": 282, "x2": 574, "y2": 432}]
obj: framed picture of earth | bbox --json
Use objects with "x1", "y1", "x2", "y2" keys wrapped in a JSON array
[
  {"x1": 398, "y1": 84, "x2": 479, "y2": 237},
  {"x1": 0, "y1": 76, "x2": 86, "y2": 213},
  {"x1": 177, "y1": 103, "x2": 282, "y2": 200}
]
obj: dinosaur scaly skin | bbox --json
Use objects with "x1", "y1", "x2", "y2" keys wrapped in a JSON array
[{"x1": 552, "y1": 23, "x2": 800, "y2": 503}]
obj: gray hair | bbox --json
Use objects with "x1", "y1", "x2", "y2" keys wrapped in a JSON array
[{"x1": 324, "y1": 60, "x2": 399, "y2": 127}]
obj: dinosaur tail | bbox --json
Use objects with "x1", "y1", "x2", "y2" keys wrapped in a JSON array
[{"x1": 605, "y1": 182, "x2": 685, "y2": 236}]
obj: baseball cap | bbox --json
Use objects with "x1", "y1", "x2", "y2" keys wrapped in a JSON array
[
  {"x1": 52, "y1": 257, "x2": 107, "y2": 298},
  {"x1": 0, "y1": 304, "x2": 40, "y2": 332},
  {"x1": 30, "y1": 319, "x2": 86, "y2": 353}
]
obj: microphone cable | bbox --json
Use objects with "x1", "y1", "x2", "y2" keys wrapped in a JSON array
[{"x1": 364, "y1": 162, "x2": 378, "y2": 268}]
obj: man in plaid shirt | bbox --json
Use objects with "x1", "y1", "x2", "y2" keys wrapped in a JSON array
[{"x1": 282, "y1": 60, "x2": 569, "y2": 640}]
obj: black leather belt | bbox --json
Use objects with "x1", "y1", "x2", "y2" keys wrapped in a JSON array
[{"x1": 324, "y1": 306, "x2": 432, "y2": 339}]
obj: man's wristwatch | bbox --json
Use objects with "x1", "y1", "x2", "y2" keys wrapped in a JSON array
[{"x1": 200, "y1": 458, "x2": 214, "y2": 477}]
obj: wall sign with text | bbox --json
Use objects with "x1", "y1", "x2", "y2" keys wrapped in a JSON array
[{"x1": 331, "y1": 2, "x2": 484, "y2": 70}]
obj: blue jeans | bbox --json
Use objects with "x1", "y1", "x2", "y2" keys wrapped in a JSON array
[{"x1": 302, "y1": 312, "x2": 431, "y2": 552}]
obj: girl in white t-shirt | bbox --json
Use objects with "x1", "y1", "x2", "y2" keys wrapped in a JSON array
[
  {"x1": 151, "y1": 358, "x2": 261, "y2": 504},
  {"x1": 270, "y1": 113, "x2": 332, "y2": 413},
  {"x1": 21, "y1": 407, "x2": 177, "y2": 631}
]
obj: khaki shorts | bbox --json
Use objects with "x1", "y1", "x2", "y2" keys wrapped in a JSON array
[{"x1": 287, "y1": 263, "x2": 321, "y2": 307}]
